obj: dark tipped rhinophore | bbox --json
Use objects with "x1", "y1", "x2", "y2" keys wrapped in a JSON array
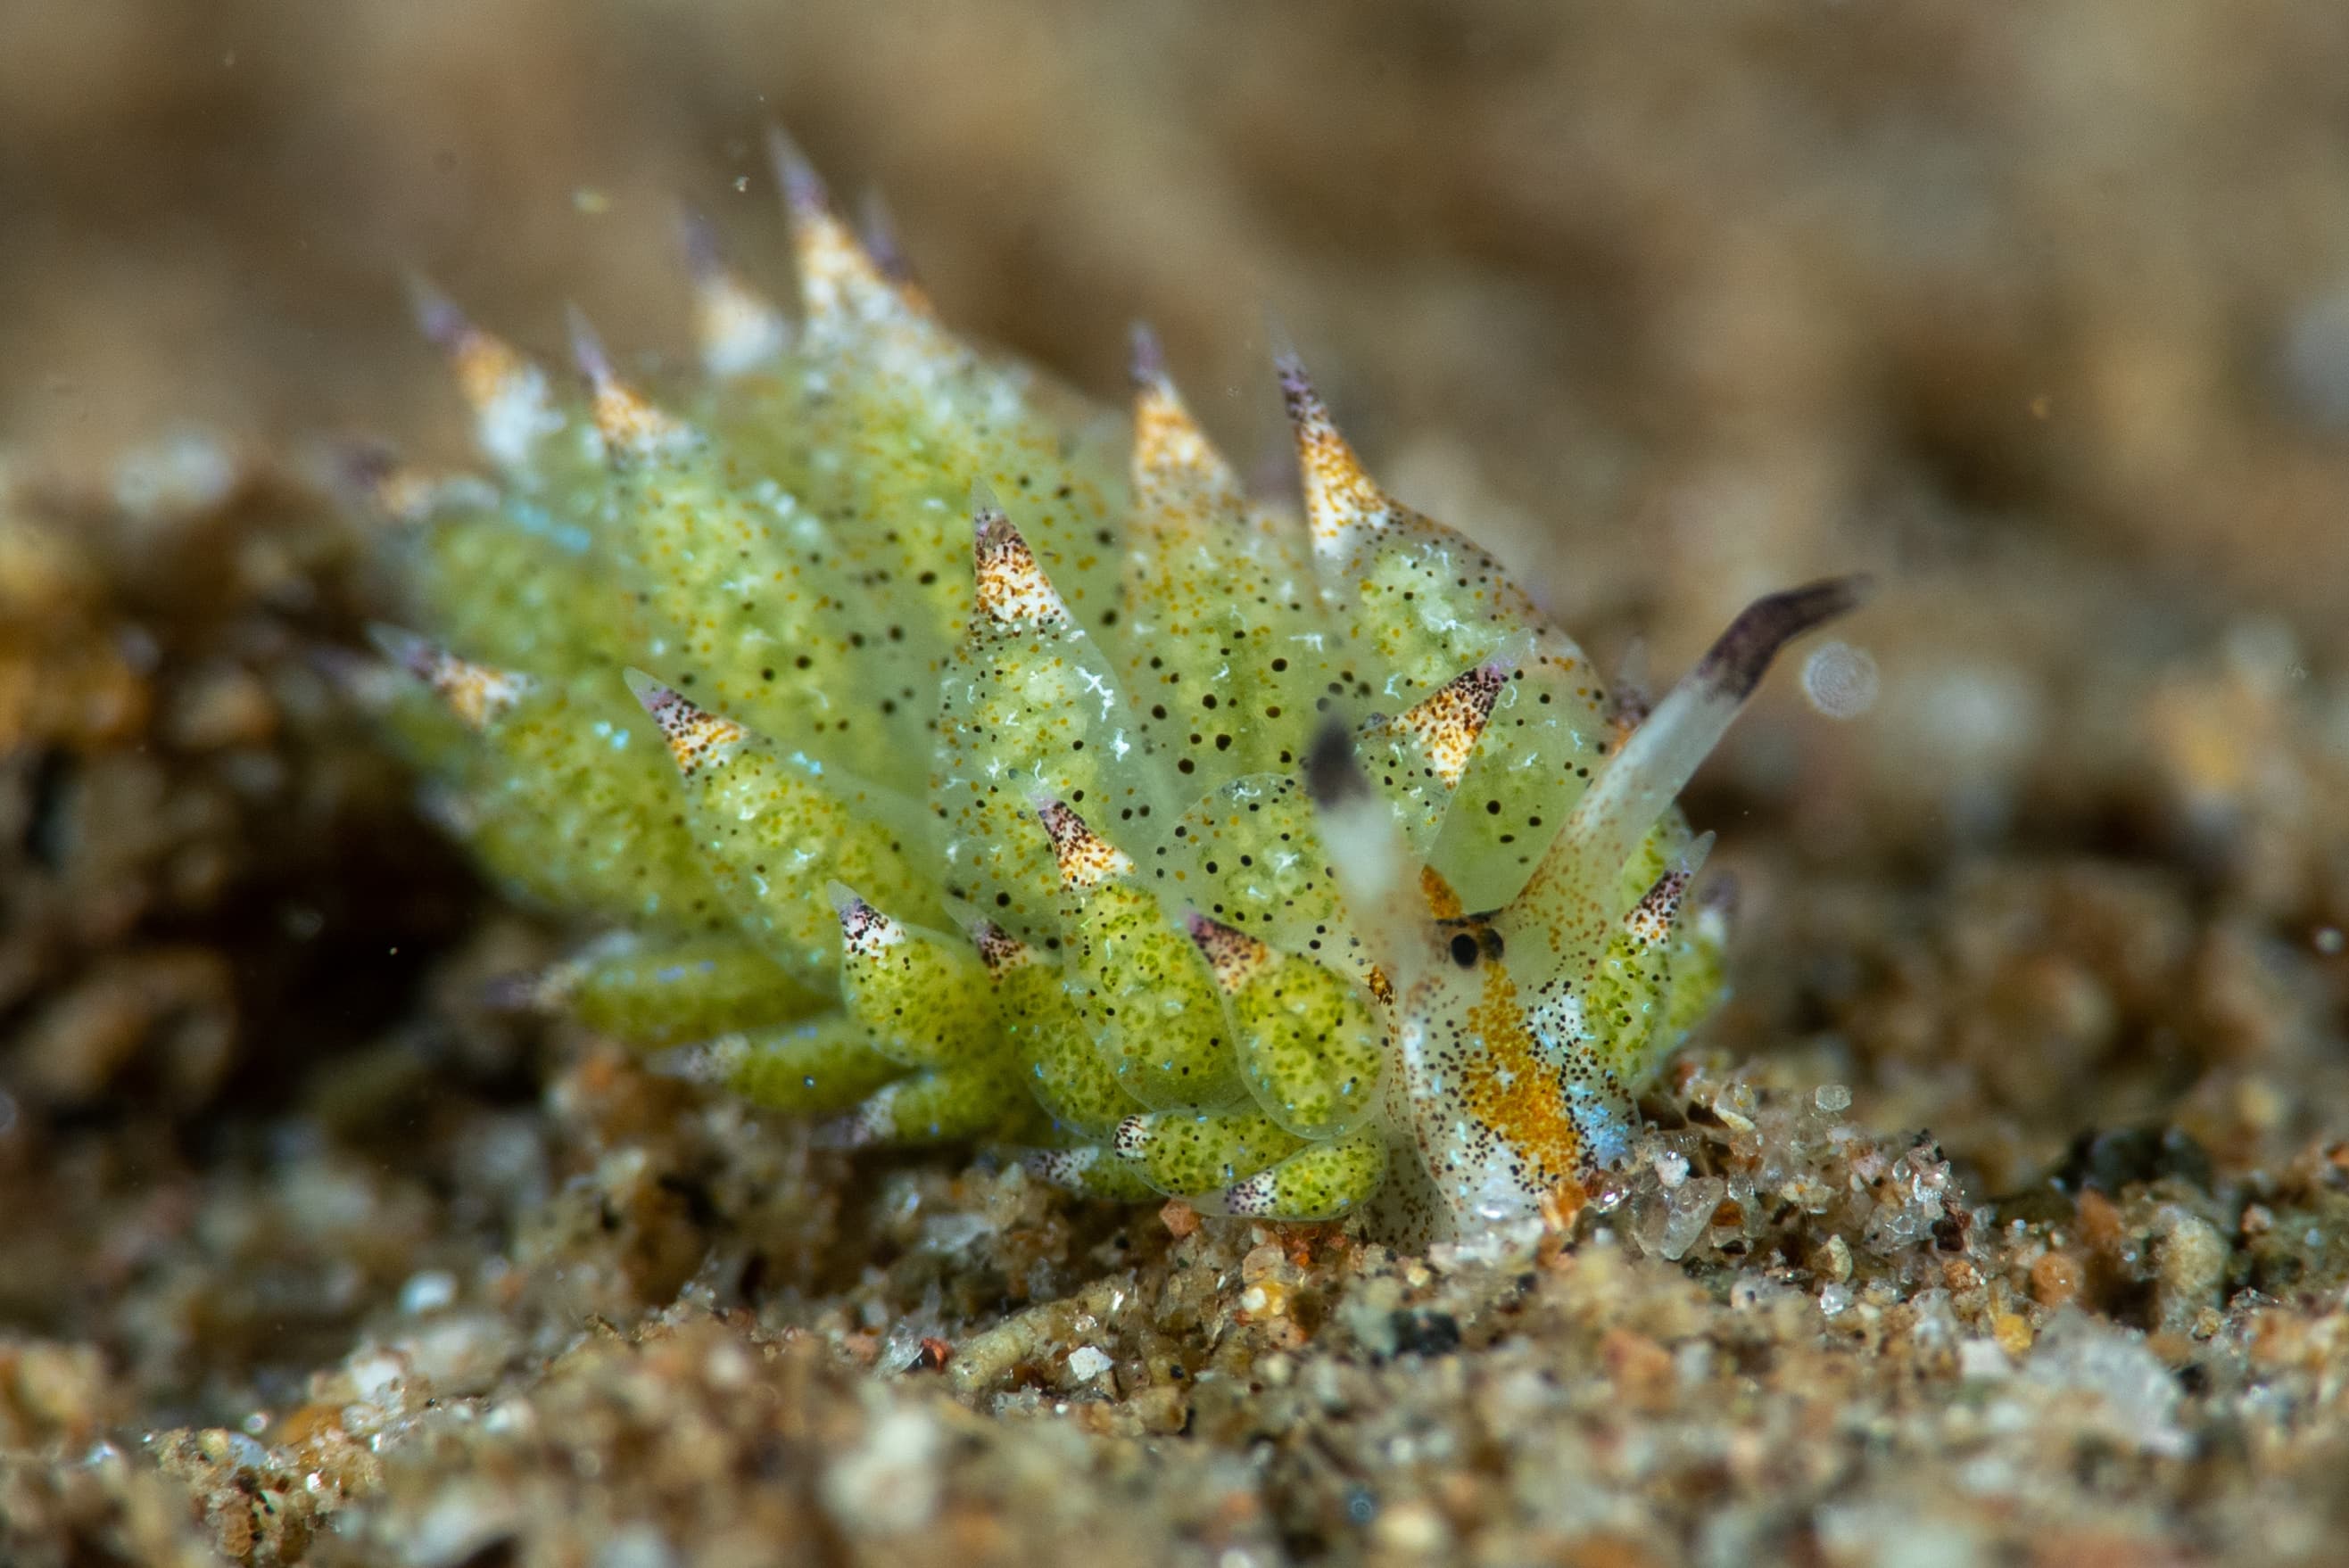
[
  {"x1": 1303, "y1": 717, "x2": 1374, "y2": 807},
  {"x1": 1694, "y1": 575, "x2": 1873, "y2": 702}
]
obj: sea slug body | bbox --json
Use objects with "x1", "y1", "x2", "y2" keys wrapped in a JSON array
[{"x1": 353, "y1": 132, "x2": 1862, "y2": 1248}]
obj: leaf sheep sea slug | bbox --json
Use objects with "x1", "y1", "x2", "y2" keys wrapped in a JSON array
[{"x1": 347, "y1": 135, "x2": 1864, "y2": 1249}]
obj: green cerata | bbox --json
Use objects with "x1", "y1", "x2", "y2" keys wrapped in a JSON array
[{"x1": 351, "y1": 133, "x2": 1862, "y2": 1248}]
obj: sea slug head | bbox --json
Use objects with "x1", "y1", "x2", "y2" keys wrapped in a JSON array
[{"x1": 1307, "y1": 580, "x2": 1869, "y2": 1244}]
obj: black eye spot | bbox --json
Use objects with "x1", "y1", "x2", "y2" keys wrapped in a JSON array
[{"x1": 1450, "y1": 933, "x2": 1480, "y2": 969}]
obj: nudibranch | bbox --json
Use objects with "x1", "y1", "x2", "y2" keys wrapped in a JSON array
[{"x1": 350, "y1": 134, "x2": 1862, "y2": 1247}]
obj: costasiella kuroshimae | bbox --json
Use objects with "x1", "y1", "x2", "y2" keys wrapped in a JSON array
[{"x1": 343, "y1": 132, "x2": 1865, "y2": 1249}]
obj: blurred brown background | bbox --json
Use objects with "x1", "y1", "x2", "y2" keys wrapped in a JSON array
[{"x1": 9, "y1": 0, "x2": 2349, "y2": 643}]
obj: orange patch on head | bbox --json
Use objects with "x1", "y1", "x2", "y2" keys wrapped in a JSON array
[
  {"x1": 1418, "y1": 864, "x2": 1466, "y2": 922},
  {"x1": 1459, "y1": 964, "x2": 1589, "y2": 1204}
]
